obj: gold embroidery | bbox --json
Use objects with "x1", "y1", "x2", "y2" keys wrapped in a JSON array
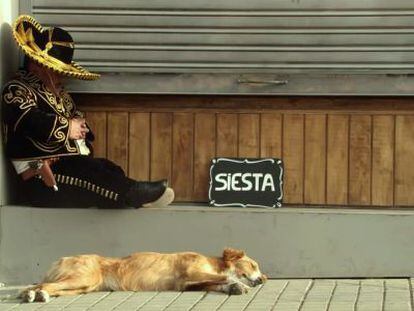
[
  {"x1": 20, "y1": 71, "x2": 75, "y2": 118},
  {"x1": 65, "y1": 140, "x2": 78, "y2": 153},
  {"x1": 3, "y1": 81, "x2": 37, "y2": 110},
  {"x1": 47, "y1": 115, "x2": 58, "y2": 142},
  {"x1": 51, "y1": 116, "x2": 69, "y2": 143},
  {"x1": 60, "y1": 92, "x2": 75, "y2": 116},
  {"x1": 13, "y1": 16, "x2": 100, "y2": 80},
  {"x1": 5, "y1": 72, "x2": 79, "y2": 156},
  {"x1": 28, "y1": 137, "x2": 63, "y2": 153}
]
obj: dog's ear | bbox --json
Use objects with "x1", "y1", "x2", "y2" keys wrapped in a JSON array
[{"x1": 223, "y1": 248, "x2": 245, "y2": 262}]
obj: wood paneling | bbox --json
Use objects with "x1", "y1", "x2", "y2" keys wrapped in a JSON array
[
  {"x1": 85, "y1": 111, "x2": 107, "y2": 158},
  {"x1": 150, "y1": 113, "x2": 173, "y2": 182},
  {"x1": 217, "y1": 114, "x2": 238, "y2": 157},
  {"x1": 172, "y1": 113, "x2": 194, "y2": 201},
  {"x1": 194, "y1": 113, "x2": 216, "y2": 201},
  {"x1": 304, "y1": 114, "x2": 327, "y2": 205},
  {"x1": 349, "y1": 115, "x2": 372, "y2": 205},
  {"x1": 395, "y1": 116, "x2": 414, "y2": 206},
  {"x1": 238, "y1": 114, "x2": 260, "y2": 158},
  {"x1": 129, "y1": 113, "x2": 150, "y2": 181},
  {"x1": 79, "y1": 95, "x2": 414, "y2": 207},
  {"x1": 326, "y1": 115, "x2": 349, "y2": 205},
  {"x1": 283, "y1": 114, "x2": 304, "y2": 204},
  {"x1": 74, "y1": 94, "x2": 414, "y2": 115},
  {"x1": 260, "y1": 113, "x2": 282, "y2": 158},
  {"x1": 372, "y1": 116, "x2": 394, "y2": 206},
  {"x1": 107, "y1": 112, "x2": 128, "y2": 173}
]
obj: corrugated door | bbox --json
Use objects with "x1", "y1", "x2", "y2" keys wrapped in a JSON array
[{"x1": 19, "y1": 0, "x2": 414, "y2": 95}]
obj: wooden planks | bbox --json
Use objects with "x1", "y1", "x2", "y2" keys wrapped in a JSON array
[
  {"x1": 150, "y1": 113, "x2": 173, "y2": 183},
  {"x1": 238, "y1": 114, "x2": 260, "y2": 158},
  {"x1": 304, "y1": 114, "x2": 327, "y2": 205},
  {"x1": 107, "y1": 112, "x2": 129, "y2": 173},
  {"x1": 80, "y1": 96, "x2": 414, "y2": 206},
  {"x1": 129, "y1": 113, "x2": 150, "y2": 181},
  {"x1": 216, "y1": 114, "x2": 238, "y2": 157},
  {"x1": 349, "y1": 115, "x2": 372, "y2": 206},
  {"x1": 283, "y1": 114, "x2": 304, "y2": 204},
  {"x1": 395, "y1": 116, "x2": 414, "y2": 206},
  {"x1": 194, "y1": 113, "x2": 216, "y2": 201},
  {"x1": 172, "y1": 113, "x2": 194, "y2": 201},
  {"x1": 372, "y1": 116, "x2": 394, "y2": 206},
  {"x1": 260, "y1": 113, "x2": 282, "y2": 158},
  {"x1": 326, "y1": 115, "x2": 349, "y2": 205},
  {"x1": 85, "y1": 111, "x2": 107, "y2": 158}
]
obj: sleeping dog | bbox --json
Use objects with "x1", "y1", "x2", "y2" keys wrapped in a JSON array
[{"x1": 22, "y1": 248, "x2": 266, "y2": 303}]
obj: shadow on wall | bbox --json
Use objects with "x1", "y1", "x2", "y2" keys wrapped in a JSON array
[{"x1": 1, "y1": 22, "x2": 21, "y2": 205}]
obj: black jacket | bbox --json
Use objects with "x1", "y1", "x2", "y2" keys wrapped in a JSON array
[{"x1": 2, "y1": 70, "x2": 92, "y2": 160}]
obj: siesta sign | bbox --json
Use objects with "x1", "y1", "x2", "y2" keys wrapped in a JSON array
[{"x1": 209, "y1": 158, "x2": 283, "y2": 208}]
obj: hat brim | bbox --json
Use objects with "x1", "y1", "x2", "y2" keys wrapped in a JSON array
[{"x1": 13, "y1": 15, "x2": 100, "y2": 81}]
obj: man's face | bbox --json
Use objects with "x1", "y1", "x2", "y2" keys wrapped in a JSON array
[
  {"x1": 47, "y1": 70, "x2": 65, "y2": 89},
  {"x1": 28, "y1": 60, "x2": 67, "y2": 92},
  {"x1": 41, "y1": 67, "x2": 66, "y2": 92}
]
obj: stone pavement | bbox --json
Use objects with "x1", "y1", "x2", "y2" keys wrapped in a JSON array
[{"x1": 0, "y1": 279, "x2": 413, "y2": 311}]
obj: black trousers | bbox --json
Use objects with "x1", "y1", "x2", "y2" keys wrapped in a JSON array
[{"x1": 23, "y1": 156, "x2": 137, "y2": 208}]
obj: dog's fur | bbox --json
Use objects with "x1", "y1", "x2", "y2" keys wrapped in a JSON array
[{"x1": 21, "y1": 248, "x2": 266, "y2": 303}]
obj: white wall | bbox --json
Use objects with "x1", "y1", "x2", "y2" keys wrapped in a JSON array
[{"x1": 0, "y1": 0, "x2": 19, "y2": 205}]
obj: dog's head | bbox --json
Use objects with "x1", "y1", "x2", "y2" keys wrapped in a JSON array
[{"x1": 222, "y1": 247, "x2": 267, "y2": 287}]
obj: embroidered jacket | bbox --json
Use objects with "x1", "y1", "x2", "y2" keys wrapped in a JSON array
[{"x1": 2, "y1": 70, "x2": 91, "y2": 160}]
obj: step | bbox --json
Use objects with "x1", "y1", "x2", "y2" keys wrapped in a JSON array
[{"x1": 1, "y1": 205, "x2": 414, "y2": 285}]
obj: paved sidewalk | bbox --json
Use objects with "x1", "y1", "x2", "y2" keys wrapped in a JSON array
[{"x1": 0, "y1": 279, "x2": 413, "y2": 311}]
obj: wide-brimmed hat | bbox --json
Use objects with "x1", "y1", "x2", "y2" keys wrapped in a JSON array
[{"x1": 12, "y1": 15, "x2": 100, "y2": 80}]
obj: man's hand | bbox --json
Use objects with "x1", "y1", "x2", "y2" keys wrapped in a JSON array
[{"x1": 69, "y1": 118, "x2": 89, "y2": 140}]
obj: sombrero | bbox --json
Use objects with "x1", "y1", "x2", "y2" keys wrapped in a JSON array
[{"x1": 12, "y1": 15, "x2": 100, "y2": 80}]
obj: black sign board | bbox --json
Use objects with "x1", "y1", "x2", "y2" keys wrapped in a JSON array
[{"x1": 209, "y1": 158, "x2": 283, "y2": 208}]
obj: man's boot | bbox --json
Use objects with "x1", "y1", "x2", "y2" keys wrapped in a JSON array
[{"x1": 125, "y1": 179, "x2": 174, "y2": 208}]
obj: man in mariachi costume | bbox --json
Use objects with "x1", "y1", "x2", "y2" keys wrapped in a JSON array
[{"x1": 2, "y1": 15, "x2": 174, "y2": 208}]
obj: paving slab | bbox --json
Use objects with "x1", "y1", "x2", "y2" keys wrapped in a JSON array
[{"x1": 0, "y1": 279, "x2": 413, "y2": 311}]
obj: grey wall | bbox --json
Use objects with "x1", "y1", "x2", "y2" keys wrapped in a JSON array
[
  {"x1": 20, "y1": 0, "x2": 414, "y2": 95},
  {"x1": 1, "y1": 206, "x2": 414, "y2": 285},
  {"x1": 27, "y1": 0, "x2": 414, "y2": 75},
  {"x1": 0, "y1": 0, "x2": 19, "y2": 206}
]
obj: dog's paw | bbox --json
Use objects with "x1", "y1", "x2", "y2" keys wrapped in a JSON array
[
  {"x1": 22, "y1": 290, "x2": 36, "y2": 303},
  {"x1": 36, "y1": 290, "x2": 50, "y2": 303},
  {"x1": 228, "y1": 283, "x2": 249, "y2": 295}
]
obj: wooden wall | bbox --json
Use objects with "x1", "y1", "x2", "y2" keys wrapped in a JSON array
[{"x1": 75, "y1": 95, "x2": 414, "y2": 207}]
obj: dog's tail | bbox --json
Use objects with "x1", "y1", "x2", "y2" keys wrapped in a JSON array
[{"x1": 0, "y1": 285, "x2": 34, "y2": 303}]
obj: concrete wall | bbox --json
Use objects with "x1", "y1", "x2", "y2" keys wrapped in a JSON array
[
  {"x1": 0, "y1": 0, "x2": 19, "y2": 206},
  {"x1": 1, "y1": 205, "x2": 414, "y2": 285}
]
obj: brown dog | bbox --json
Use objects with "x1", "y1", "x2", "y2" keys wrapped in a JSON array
[{"x1": 22, "y1": 248, "x2": 266, "y2": 303}]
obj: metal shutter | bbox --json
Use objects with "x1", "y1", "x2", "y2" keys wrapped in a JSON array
[{"x1": 20, "y1": 0, "x2": 414, "y2": 95}]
